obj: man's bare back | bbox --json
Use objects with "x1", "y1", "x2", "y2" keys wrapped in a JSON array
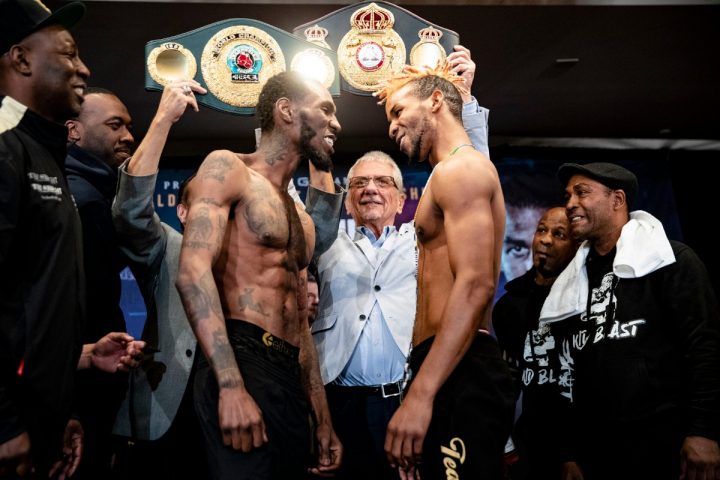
[{"x1": 413, "y1": 150, "x2": 504, "y2": 344}]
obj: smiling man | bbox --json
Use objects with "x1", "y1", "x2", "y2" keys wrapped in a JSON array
[
  {"x1": 62, "y1": 86, "x2": 139, "y2": 478},
  {"x1": 539, "y1": 162, "x2": 720, "y2": 480},
  {"x1": 376, "y1": 63, "x2": 515, "y2": 479},
  {"x1": 0, "y1": 0, "x2": 89, "y2": 476},
  {"x1": 308, "y1": 47, "x2": 491, "y2": 480},
  {"x1": 310, "y1": 151, "x2": 409, "y2": 480},
  {"x1": 65, "y1": 88, "x2": 134, "y2": 346},
  {"x1": 176, "y1": 71, "x2": 342, "y2": 480},
  {"x1": 67, "y1": 88, "x2": 134, "y2": 167}
]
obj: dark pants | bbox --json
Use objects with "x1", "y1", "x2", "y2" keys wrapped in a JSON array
[
  {"x1": 111, "y1": 355, "x2": 208, "y2": 480},
  {"x1": 195, "y1": 320, "x2": 310, "y2": 480},
  {"x1": 409, "y1": 334, "x2": 516, "y2": 480},
  {"x1": 578, "y1": 413, "x2": 683, "y2": 480},
  {"x1": 72, "y1": 370, "x2": 128, "y2": 479},
  {"x1": 325, "y1": 384, "x2": 401, "y2": 480}
]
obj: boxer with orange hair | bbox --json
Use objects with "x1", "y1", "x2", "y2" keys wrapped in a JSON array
[{"x1": 377, "y1": 63, "x2": 515, "y2": 480}]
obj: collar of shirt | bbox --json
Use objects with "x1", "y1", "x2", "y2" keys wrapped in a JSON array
[
  {"x1": 2, "y1": 95, "x2": 69, "y2": 166},
  {"x1": 357, "y1": 225, "x2": 396, "y2": 248}
]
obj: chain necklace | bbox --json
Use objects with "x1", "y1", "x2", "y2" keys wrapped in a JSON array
[{"x1": 449, "y1": 143, "x2": 474, "y2": 156}]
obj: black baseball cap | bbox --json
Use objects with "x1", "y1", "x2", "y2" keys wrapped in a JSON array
[
  {"x1": 557, "y1": 162, "x2": 638, "y2": 208},
  {"x1": 0, "y1": 0, "x2": 86, "y2": 55}
]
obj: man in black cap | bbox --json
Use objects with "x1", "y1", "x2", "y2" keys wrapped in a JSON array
[
  {"x1": 0, "y1": 0, "x2": 89, "y2": 477},
  {"x1": 539, "y1": 162, "x2": 720, "y2": 479}
]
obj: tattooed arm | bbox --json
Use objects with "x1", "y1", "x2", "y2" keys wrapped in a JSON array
[
  {"x1": 296, "y1": 209, "x2": 342, "y2": 475},
  {"x1": 176, "y1": 151, "x2": 267, "y2": 452},
  {"x1": 298, "y1": 268, "x2": 342, "y2": 476}
]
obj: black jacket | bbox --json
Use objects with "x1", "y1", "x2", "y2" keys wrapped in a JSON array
[
  {"x1": 0, "y1": 96, "x2": 84, "y2": 471},
  {"x1": 65, "y1": 145, "x2": 130, "y2": 476},
  {"x1": 65, "y1": 144, "x2": 126, "y2": 342},
  {"x1": 575, "y1": 241, "x2": 720, "y2": 439},
  {"x1": 569, "y1": 241, "x2": 720, "y2": 478}
]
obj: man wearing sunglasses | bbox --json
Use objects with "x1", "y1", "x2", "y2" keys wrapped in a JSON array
[{"x1": 307, "y1": 46, "x2": 489, "y2": 480}]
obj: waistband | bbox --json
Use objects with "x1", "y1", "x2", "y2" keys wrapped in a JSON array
[
  {"x1": 326, "y1": 380, "x2": 403, "y2": 398},
  {"x1": 411, "y1": 330, "x2": 497, "y2": 365},
  {"x1": 225, "y1": 319, "x2": 299, "y2": 361}
]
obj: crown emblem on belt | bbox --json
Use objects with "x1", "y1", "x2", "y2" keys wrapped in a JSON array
[
  {"x1": 304, "y1": 24, "x2": 331, "y2": 49},
  {"x1": 337, "y1": 2, "x2": 405, "y2": 92},
  {"x1": 410, "y1": 25, "x2": 447, "y2": 68},
  {"x1": 351, "y1": 2, "x2": 394, "y2": 32}
]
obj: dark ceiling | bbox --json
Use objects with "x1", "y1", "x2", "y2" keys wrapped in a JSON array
[{"x1": 60, "y1": 1, "x2": 720, "y2": 159}]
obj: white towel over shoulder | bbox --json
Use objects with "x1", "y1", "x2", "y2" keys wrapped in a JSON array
[{"x1": 539, "y1": 211, "x2": 676, "y2": 324}]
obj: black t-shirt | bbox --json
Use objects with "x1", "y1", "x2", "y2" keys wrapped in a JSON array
[{"x1": 493, "y1": 269, "x2": 584, "y2": 476}]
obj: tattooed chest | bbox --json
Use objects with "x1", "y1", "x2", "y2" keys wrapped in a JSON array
[
  {"x1": 240, "y1": 194, "x2": 307, "y2": 268},
  {"x1": 242, "y1": 197, "x2": 289, "y2": 248}
]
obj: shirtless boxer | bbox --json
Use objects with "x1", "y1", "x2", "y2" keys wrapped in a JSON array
[
  {"x1": 176, "y1": 72, "x2": 341, "y2": 480},
  {"x1": 377, "y1": 64, "x2": 515, "y2": 479}
]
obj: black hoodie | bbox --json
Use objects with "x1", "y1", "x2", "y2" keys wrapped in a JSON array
[
  {"x1": 65, "y1": 144, "x2": 129, "y2": 477},
  {"x1": 65, "y1": 144, "x2": 126, "y2": 342}
]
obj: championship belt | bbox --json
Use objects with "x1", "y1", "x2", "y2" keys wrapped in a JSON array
[
  {"x1": 293, "y1": 1, "x2": 459, "y2": 96},
  {"x1": 145, "y1": 19, "x2": 339, "y2": 115},
  {"x1": 337, "y1": 3, "x2": 405, "y2": 93},
  {"x1": 409, "y1": 26, "x2": 446, "y2": 69},
  {"x1": 290, "y1": 24, "x2": 336, "y2": 89}
]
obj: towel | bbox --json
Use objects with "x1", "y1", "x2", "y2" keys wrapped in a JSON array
[{"x1": 539, "y1": 210, "x2": 676, "y2": 324}]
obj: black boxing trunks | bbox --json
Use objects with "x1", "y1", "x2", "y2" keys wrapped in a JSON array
[
  {"x1": 194, "y1": 319, "x2": 310, "y2": 480},
  {"x1": 407, "y1": 332, "x2": 515, "y2": 480}
]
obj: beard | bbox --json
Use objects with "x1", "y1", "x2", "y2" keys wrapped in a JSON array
[
  {"x1": 406, "y1": 118, "x2": 430, "y2": 164},
  {"x1": 299, "y1": 113, "x2": 333, "y2": 172}
]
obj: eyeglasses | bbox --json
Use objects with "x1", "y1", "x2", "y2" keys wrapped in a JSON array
[{"x1": 348, "y1": 175, "x2": 397, "y2": 189}]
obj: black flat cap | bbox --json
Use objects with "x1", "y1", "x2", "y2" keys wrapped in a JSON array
[
  {"x1": 0, "y1": 0, "x2": 85, "y2": 55},
  {"x1": 558, "y1": 162, "x2": 638, "y2": 209}
]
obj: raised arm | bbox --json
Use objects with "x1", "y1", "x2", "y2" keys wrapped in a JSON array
[
  {"x1": 112, "y1": 81, "x2": 204, "y2": 277},
  {"x1": 448, "y1": 45, "x2": 490, "y2": 157},
  {"x1": 175, "y1": 151, "x2": 266, "y2": 452},
  {"x1": 309, "y1": 159, "x2": 335, "y2": 193},
  {"x1": 306, "y1": 161, "x2": 344, "y2": 257},
  {"x1": 128, "y1": 80, "x2": 204, "y2": 176}
]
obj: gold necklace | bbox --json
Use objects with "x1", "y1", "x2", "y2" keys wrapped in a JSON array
[{"x1": 449, "y1": 143, "x2": 474, "y2": 156}]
